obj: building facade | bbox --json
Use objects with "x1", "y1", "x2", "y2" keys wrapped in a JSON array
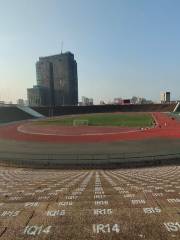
[
  {"x1": 27, "y1": 52, "x2": 78, "y2": 106},
  {"x1": 80, "y1": 96, "x2": 93, "y2": 106},
  {"x1": 160, "y1": 92, "x2": 171, "y2": 103}
]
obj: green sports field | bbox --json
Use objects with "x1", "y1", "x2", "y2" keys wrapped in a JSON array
[{"x1": 35, "y1": 113, "x2": 154, "y2": 127}]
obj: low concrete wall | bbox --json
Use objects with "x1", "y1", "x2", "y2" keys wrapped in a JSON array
[
  {"x1": 33, "y1": 104, "x2": 176, "y2": 117},
  {"x1": 0, "y1": 151, "x2": 179, "y2": 169}
]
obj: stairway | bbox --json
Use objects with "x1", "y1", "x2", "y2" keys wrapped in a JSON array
[{"x1": 17, "y1": 106, "x2": 44, "y2": 118}]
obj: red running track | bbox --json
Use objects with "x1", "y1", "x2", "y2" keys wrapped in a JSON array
[{"x1": 0, "y1": 112, "x2": 180, "y2": 143}]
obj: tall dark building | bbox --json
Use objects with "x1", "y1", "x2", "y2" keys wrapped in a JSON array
[{"x1": 27, "y1": 52, "x2": 78, "y2": 106}]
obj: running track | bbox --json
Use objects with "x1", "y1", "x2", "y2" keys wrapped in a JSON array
[{"x1": 0, "y1": 112, "x2": 180, "y2": 143}]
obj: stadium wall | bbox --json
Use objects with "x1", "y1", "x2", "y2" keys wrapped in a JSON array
[
  {"x1": 33, "y1": 104, "x2": 176, "y2": 117},
  {"x1": 0, "y1": 151, "x2": 179, "y2": 169},
  {"x1": 0, "y1": 104, "x2": 176, "y2": 123}
]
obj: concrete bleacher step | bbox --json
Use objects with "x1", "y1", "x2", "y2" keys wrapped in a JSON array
[{"x1": 17, "y1": 106, "x2": 44, "y2": 118}]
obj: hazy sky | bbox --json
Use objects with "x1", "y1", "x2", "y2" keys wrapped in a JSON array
[{"x1": 0, "y1": 0, "x2": 180, "y2": 103}]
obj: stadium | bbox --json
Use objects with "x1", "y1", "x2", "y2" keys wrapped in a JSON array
[
  {"x1": 1, "y1": 1, "x2": 180, "y2": 239},
  {"x1": 0, "y1": 104, "x2": 179, "y2": 239}
]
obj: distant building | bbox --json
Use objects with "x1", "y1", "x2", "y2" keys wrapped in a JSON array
[
  {"x1": 100, "y1": 100, "x2": 106, "y2": 105},
  {"x1": 81, "y1": 96, "x2": 93, "y2": 106},
  {"x1": 131, "y1": 96, "x2": 153, "y2": 104},
  {"x1": 160, "y1": 92, "x2": 171, "y2": 103},
  {"x1": 27, "y1": 86, "x2": 50, "y2": 106},
  {"x1": 17, "y1": 99, "x2": 25, "y2": 106},
  {"x1": 114, "y1": 98, "x2": 122, "y2": 105},
  {"x1": 27, "y1": 52, "x2": 78, "y2": 106},
  {"x1": 114, "y1": 98, "x2": 131, "y2": 105},
  {"x1": 0, "y1": 101, "x2": 5, "y2": 106}
]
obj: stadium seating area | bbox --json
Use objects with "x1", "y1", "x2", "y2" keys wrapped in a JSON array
[
  {"x1": 0, "y1": 166, "x2": 179, "y2": 239},
  {"x1": 0, "y1": 106, "x2": 35, "y2": 123},
  {"x1": 33, "y1": 103, "x2": 176, "y2": 117}
]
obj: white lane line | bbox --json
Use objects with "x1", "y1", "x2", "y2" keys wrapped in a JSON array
[{"x1": 17, "y1": 125, "x2": 143, "y2": 137}]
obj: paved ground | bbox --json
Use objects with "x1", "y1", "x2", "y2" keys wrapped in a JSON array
[{"x1": 0, "y1": 165, "x2": 179, "y2": 239}]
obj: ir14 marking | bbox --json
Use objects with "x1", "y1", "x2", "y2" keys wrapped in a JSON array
[{"x1": 93, "y1": 224, "x2": 120, "y2": 234}]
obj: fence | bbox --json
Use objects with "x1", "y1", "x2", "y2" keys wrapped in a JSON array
[{"x1": 0, "y1": 151, "x2": 179, "y2": 169}]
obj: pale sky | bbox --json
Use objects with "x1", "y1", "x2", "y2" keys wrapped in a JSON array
[{"x1": 0, "y1": 0, "x2": 180, "y2": 103}]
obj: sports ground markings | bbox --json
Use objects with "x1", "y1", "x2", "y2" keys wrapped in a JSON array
[
  {"x1": 0, "y1": 167, "x2": 179, "y2": 239},
  {"x1": 17, "y1": 123, "x2": 142, "y2": 137}
]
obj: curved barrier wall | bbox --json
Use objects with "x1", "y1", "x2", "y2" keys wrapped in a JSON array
[
  {"x1": 0, "y1": 104, "x2": 176, "y2": 123},
  {"x1": 33, "y1": 104, "x2": 176, "y2": 117},
  {"x1": 0, "y1": 151, "x2": 179, "y2": 169}
]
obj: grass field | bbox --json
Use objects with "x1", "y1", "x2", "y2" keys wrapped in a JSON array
[{"x1": 35, "y1": 113, "x2": 154, "y2": 127}]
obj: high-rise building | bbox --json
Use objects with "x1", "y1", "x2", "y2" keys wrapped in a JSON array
[{"x1": 27, "y1": 52, "x2": 78, "y2": 106}]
